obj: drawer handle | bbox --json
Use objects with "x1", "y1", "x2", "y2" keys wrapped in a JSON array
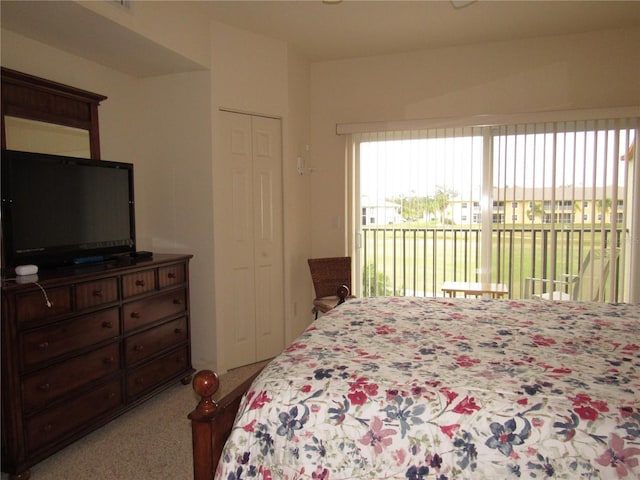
[
  {"x1": 173, "y1": 298, "x2": 182, "y2": 305},
  {"x1": 43, "y1": 423, "x2": 53, "y2": 433},
  {"x1": 135, "y1": 280, "x2": 145, "y2": 287},
  {"x1": 104, "y1": 356, "x2": 115, "y2": 364},
  {"x1": 102, "y1": 321, "x2": 113, "y2": 328},
  {"x1": 167, "y1": 272, "x2": 176, "y2": 279},
  {"x1": 38, "y1": 341, "x2": 49, "y2": 350},
  {"x1": 93, "y1": 289, "x2": 103, "y2": 297},
  {"x1": 106, "y1": 392, "x2": 117, "y2": 400},
  {"x1": 134, "y1": 344, "x2": 144, "y2": 352},
  {"x1": 39, "y1": 383, "x2": 51, "y2": 391},
  {"x1": 130, "y1": 312, "x2": 141, "y2": 319},
  {"x1": 177, "y1": 356, "x2": 185, "y2": 363},
  {"x1": 135, "y1": 377, "x2": 145, "y2": 385},
  {"x1": 174, "y1": 328, "x2": 183, "y2": 335}
]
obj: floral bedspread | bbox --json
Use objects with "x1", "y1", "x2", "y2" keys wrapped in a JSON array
[{"x1": 216, "y1": 297, "x2": 640, "y2": 479}]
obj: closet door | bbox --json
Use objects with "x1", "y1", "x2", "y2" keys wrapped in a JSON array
[
  {"x1": 219, "y1": 111, "x2": 284, "y2": 370},
  {"x1": 251, "y1": 115, "x2": 284, "y2": 361}
]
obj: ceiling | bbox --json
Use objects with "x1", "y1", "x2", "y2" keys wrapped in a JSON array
[
  {"x1": 0, "y1": 1, "x2": 206, "y2": 77},
  {"x1": 197, "y1": 0, "x2": 640, "y2": 62},
  {"x1": 2, "y1": 1, "x2": 640, "y2": 77}
]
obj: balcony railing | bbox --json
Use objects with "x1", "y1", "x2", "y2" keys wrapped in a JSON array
[{"x1": 360, "y1": 226, "x2": 624, "y2": 301}]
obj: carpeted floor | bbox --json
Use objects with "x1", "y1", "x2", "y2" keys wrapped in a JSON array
[{"x1": 1, "y1": 361, "x2": 268, "y2": 480}]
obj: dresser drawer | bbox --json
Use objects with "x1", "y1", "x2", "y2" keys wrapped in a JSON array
[
  {"x1": 15, "y1": 287, "x2": 72, "y2": 323},
  {"x1": 26, "y1": 378, "x2": 122, "y2": 453},
  {"x1": 125, "y1": 317, "x2": 187, "y2": 365},
  {"x1": 123, "y1": 289, "x2": 186, "y2": 332},
  {"x1": 2, "y1": 253, "x2": 192, "y2": 475},
  {"x1": 126, "y1": 347, "x2": 189, "y2": 399},
  {"x1": 122, "y1": 269, "x2": 156, "y2": 298},
  {"x1": 22, "y1": 343, "x2": 120, "y2": 412},
  {"x1": 22, "y1": 308, "x2": 120, "y2": 366},
  {"x1": 75, "y1": 277, "x2": 118, "y2": 310},
  {"x1": 158, "y1": 263, "x2": 186, "y2": 289}
]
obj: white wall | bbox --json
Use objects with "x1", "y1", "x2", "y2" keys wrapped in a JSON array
[
  {"x1": 309, "y1": 27, "x2": 640, "y2": 257},
  {"x1": 129, "y1": 72, "x2": 214, "y2": 370}
]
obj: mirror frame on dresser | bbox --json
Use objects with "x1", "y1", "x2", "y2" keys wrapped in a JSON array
[{"x1": 1, "y1": 67, "x2": 107, "y2": 159}]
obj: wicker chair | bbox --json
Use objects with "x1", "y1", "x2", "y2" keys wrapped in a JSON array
[{"x1": 308, "y1": 256, "x2": 355, "y2": 318}]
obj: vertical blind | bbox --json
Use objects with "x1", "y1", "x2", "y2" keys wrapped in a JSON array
[
  {"x1": 492, "y1": 118, "x2": 636, "y2": 302},
  {"x1": 352, "y1": 116, "x2": 637, "y2": 302}
]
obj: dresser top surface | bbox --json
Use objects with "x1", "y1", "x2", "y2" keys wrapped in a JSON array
[{"x1": 1, "y1": 253, "x2": 192, "y2": 292}]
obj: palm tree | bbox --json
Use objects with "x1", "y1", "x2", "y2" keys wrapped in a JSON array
[
  {"x1": 395, "y1": 194, "x2": 427, "y2": 222},
  {"x1": 433, "y1": 186, "x2": 457, "y2": 224},
  {"x1": 425, "y1": 197, "x2": 438, "y2": 223},
  {"x1": 597, "y1": 198, "x2": 612, "y2": 223},
  {"x1": 573, "y1": 200, "x2": 582, "y2": 221},
  {"x1": 527, "y1": 201, "x2": 543, "y2": 222}
]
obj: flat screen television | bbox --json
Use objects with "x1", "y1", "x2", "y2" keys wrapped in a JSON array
[{"x1": 1, "y1": 149, "x2": 136, "y2": 269}]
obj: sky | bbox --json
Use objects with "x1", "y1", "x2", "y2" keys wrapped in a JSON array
[{"x1": 360, "y1": 127, "x2": 634, "y2": 203}]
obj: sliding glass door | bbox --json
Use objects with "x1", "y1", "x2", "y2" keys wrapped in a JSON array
[
  {"x1": 352, "y1": 116, "x2": 637, "y2": 302},
  {"x1": 355, "y1": 128, "x2": 486, "y2": 297}
]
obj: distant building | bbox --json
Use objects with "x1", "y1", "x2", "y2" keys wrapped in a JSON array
[
  {"x1": 361, "y1": 198, "x2": 403, "y2": 225},
  {"x1": 449, "y1": 186, "x2": 625, "y2": 225}
]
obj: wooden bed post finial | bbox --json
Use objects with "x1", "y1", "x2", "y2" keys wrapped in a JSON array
[
  {"x1": 192, "y1": 369, "x2": 220, "y2": 416},
  {"x1": 189, "y1": 367, "x2": 264, "y2": 480}
]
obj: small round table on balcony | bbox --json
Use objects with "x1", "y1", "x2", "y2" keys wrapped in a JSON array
[{"x1": 441, "y1": 281, "x2": 509, "y2": 299}]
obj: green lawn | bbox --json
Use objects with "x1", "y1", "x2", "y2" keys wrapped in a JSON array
[{"x1": 361, "y1": 226, "x2": 619, "y2": 300}]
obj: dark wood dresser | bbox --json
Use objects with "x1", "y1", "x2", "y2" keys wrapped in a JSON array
[{"x1": 1, "y1": 253, "x2": 194, "y2": 479}]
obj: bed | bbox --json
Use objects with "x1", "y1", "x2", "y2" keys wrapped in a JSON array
[{"x1": 190, "y1": 296, "x2": 640, "y2": 479}]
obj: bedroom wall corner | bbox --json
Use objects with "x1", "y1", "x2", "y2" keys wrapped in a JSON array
[
  {"x1": 76, "y1": 0, "x2": 211, "y2": 70},
  {"x1": 284, "y1": 47, "x2": 314, "y2": 342}
]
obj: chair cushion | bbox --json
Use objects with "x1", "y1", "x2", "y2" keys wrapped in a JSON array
[
  {"x1": 534, "y1": 291, "x2": 572, "y2": 301},
  {"x1": 313, "y1": 295, "x2": 356, "y2": 314},
  {"x1": 313, "y1": 296, "x2": 341, "y2": 313}
]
